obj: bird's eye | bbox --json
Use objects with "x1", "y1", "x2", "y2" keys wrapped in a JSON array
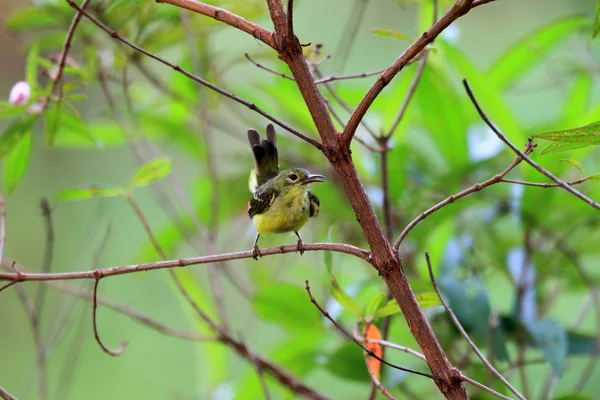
[{"x1": 289, "y1": 173, "x2": 298, "y2": 181}]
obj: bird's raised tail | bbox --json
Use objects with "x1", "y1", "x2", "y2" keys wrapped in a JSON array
[{"x1": 248, "y1": 124, "x2": 280, "y2": 192}]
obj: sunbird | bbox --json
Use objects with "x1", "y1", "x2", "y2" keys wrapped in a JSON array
[{"x1": 247, "y1": 124, "x2": 325, "y2": 260}]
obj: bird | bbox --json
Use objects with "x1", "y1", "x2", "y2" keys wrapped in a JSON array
[{"x1": 247, "y1": 124, "x2": 325, "y2": 260}]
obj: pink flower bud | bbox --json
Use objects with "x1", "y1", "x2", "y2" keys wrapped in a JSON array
[{"x1": 8, "y1": 81, "x2": 31, "y2": 106}]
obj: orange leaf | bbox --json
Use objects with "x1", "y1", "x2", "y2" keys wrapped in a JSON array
[{"x1": 363, "y1": 324, "x2": 382, "y2": 378}]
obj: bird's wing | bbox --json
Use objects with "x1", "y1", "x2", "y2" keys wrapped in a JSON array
[
  {"x1": 248, "y1": 189, "x2": 277, "y2": 218},
  {"x1": 248, "y1": 124, "x2": 279, "y2": 192},
  {"x1": 308, "y1": 190, "x2": 320, "y2": 217}
]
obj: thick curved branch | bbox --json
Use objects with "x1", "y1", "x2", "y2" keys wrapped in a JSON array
[
  {"x1": 156, "y1": 0, "x2": 276, "y2": 49},
  {"x1": 65, "y1": 0, "x2": 322, "y2": 150},
  {"x1": 341, "y1": 0, "x2": 474, "y2": 146},
  {"x1": 0, "y1": 243, "x2": 369, "y2": 282},
  {"x1": 463, "y1": 79, "x2": 600, "y2": 210}
]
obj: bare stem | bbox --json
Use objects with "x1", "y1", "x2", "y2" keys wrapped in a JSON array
[{"x1": 92, "y1": 277, "x2": 127, "y2": 356}]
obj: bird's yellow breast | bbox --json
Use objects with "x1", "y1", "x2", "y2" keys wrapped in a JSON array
[{"x1": 252, "y1": 187, "x2": 311, "y2": 234}]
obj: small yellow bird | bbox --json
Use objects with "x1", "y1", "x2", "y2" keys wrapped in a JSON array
[{"x1": 247, "y1": 124, "x2": 325, "y2": 259}]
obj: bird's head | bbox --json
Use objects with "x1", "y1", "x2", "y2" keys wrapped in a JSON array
[{"x1": 276, "y1": 168, "x2": 326, "y2": 189}]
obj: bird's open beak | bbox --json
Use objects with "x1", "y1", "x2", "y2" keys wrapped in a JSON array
[{"x1": 302, "y1": 174, "x2": 326, "y2": 185}]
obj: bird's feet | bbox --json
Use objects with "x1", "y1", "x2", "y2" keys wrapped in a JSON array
[
  {"x1": 296, "y1": 239, "x2": 305, "y2": 256},
  {"x1": 252, "y1": 245, "x2": 262, "y2": 260}
]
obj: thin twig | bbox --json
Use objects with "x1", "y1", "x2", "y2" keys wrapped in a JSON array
[
  {"x1": 314, "y1": 68, "x2": 386, "y2": 84},
  {"x1": 0, "y1": 385, "x2": 16, "y2": 400},
  {"x1": 65, "y1": 0, "x2": 322, "y2": 150},
  {"x1": 501, "y1": 176, "x2": 590, "y2": 188},
  {"x1": 41, "y1": 0, "x2": 91, "y2": 111},
  {"x1": 156, "y1": 0, "x2": 276, "y2": 48},
  {"x1": 342, "y1": 0, "x2": 475, "y2": 145},
  {"x1": 245, "y1": 53, "x2": 295, "y2": 80},
  {"x1": 460, "y1": 375, "x2": 513, "y2": 400},
  {"x1": 385, "y1": 49, "x2": 429, "y2": 139},
  {"x1": 92, "y1": 277, "x2": 127, "y2": 356},
  {"x1": 394, "y1": 141, "x2": 533, "y2": 249},
  {"x1": 425, "y1": 252, "x2": 525, "y2": 400},
  {"x1": 0, "y1": 242, "x2": 369, "y2": 282},
  {"x1": 363, "y1": 350, "x2": 396, "y2": 400},
  {"x1": 304, "y1": 280, "x2": 434, "y2": 380},
  {"x1": 471, "y1": 0, "x2": 498, "y2": 8},
  {"x1": 463, "y1": 79, "x2": 600, "y2": 210},
  {"x1": 333, "y1": 0, "x2": 371, "y2": 73},
  {"x1": 34, "y1": 198, "x2": 54, "y2": 322}
]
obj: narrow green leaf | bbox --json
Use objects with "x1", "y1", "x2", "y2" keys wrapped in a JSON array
[
  {"x1": 533, "y1": 121, "x2": 600, "y2": 144},
  {"x1": 55, "y1": 184, "x2": 124, "y2": 201},
  {"x1": 44, "y1": 101, "x2": 63, "y2": 145},
  {"x1": 488, "y1": 17, "x2": 588, "y2": 89},
  {"x1": 26, "y1": 42, "x2": 39, "y2": 88},
  {"x1": 525, "y1": 319, "x2": 567, "y2": 376},
  {"x1": 331, "y1": 276, "x2": 362, "y2": 317},
  {"x1": 3, "y1": 133, "x2": 32, "y2": 193},
  {"x1": 558, "y1": 159, "x2": 585, "y2": 176},
  {"x1": 416, "y1": 291, "x2": 442, "y2": 308},
  {"x1": 0, "y1": 102, "x2": 28, "y2": 119},
  {"x1": 368, "y1": 28, "x2": 412, "y2": 41},
  {"x1": 540, "y1": 141, "x2": 591, "y2": 156},
  {"x1": 587, "y1": 174, "x2": 600, "y2": 181},
  {"x1": 364, "y1": 293, "x2": 386, "y2": 319},
  {"x1": 374, "y1": 299, "x2": 401, "y2": 318},
  {"x1": 0, "y1": 116, "x2": 37, "y2": 159},
  {"x1": 5, "y1": 7, "x2": 59, "y2": 32},
  {"x1": 567, "y1": 331, "x2": 598, "y2": 356},
  {"x1": 594, "y1": 0, "x2": 600, "y2": 38},
  {"x1": 130, "y1": 158, "x2": 172, "y2": 188}
]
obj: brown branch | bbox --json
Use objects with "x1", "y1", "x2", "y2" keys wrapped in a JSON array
[
  {"x1": 155, "y1": 0, "x2": 275, "y2": 48},
  {"x1": 314, "y1": 68, "x2": 387, "y2": 84},
  {"x1": 342, "y1": 0, "x2": 475, "y2": 146},
  {"x1": 501, "y1": 176, "x2": 590, "y2": 187},
  {"x1": 471, "y1": 0, "x2": 498, "y2": 8},
  {"x1": 363, "y1": 350, "x2": 396, "y2": 400},
  {"x1": 0, "y1": 385, "x2": 16, "y2": 400},
  {"x1": 287, "y1": 0, "x2": 295, "y2": 42},
  {"x1": 463, "y1": 79, "x2": 600, "y2": 210},
  {"x1": 394, "y1": 140, "x2": 533, "y2": 249},
  {"x1": 245, "y1": 53, "x2": 295, "y2": 80},
  {"x1": 41, "y1": 0, "x2": 91, "y2": 111},
  {"x1": 0, "y1": 242, "x2": 368, "y2": 283},
  {"x1": 92, "y1": 277, "x2": 127, "y2": 356},
  {"x1": 305, "y1": 280, "x2": 434, "y2": 380},
  {"x1": 0, "y1": 197, "x2": 4, "y2": 264},
  {"x1": 65, "y1": 0, "x2": 322, "y2": 150},
  {"x1": 425, "y1": 252, "x2": 525, "y2": 400}
]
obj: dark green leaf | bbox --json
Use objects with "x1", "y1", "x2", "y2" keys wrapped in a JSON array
[
  {"x1": 323, "y1": 343, "x2": 369, "y2": 382},
  {"x1": 525, "y1": 319, "x2": 567, "y2": 376},
  {"x1": 368, "y1": 28, "x2": 412, "y2": 41},
  {"x1": 55, "y1": 184, "x2": 124, "y2": 201},
  {"x1": 558, "y1": 159, "x2": 584, "y2": 176},
  {"x1": 533, "y1": 121, "x2": 600, "y2": 144},
  {"x1": 3, "y1": 133, "x2": 32, "y2": 193},
  {"x1": 130, "y1": 158, "x2": 172, "y2": 188},
  {"x1": 253, "y1": 284, "x2": 320, "y2": 333},
  {"x1": 594, "y1": 0, "x2": 600, "y2": 38},
  {"x1": 331, "y1": 276, "x2": 362, "y2": 317},
  {"x1": 566, "y1": 331, "x2": 598, "y2": 356},
  {"x1": 540, "y1": 141, "x2": 591, "y2": 156},
  {"x1": 0, "y1": 116, "x2": 37, "y2": 160},
  {"x1": 440, "y1": 277, "x2": 490, "y2": 343},
  {"x1": 364, "y1": 293, "x2": 386, "y2": 319}
]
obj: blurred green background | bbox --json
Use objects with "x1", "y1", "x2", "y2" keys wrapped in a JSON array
[{"x1": 1, "y1": 0, "x2": 600, "y2": 399}]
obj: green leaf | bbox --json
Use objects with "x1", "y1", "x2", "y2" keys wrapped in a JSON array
[
  {"x1": 55, "y1": 184, "x2": 124, "y2": 201},
  {"x1": 553, "y1": 394, "x2": 593, "y2": 400},
  {"x1": 374, "y1": 299, "x2": 402, "y2": 318},
  {"x1": 130, "y1": 158, "x2": 172, "y2": 188},
  {"x1": 533, "y1": 121, "x2": 600, "y2": 144},
  {"x1": 558, "y1": 159, "x2": 585, "y2": 176},
  {"x1": 587, "y1": 174, "x2": 600, "y2": 181},
  {"x1": 44, "y1": 101, "x2": 63, "y2": 145},
  {"x1": 253, "y1": 284, "x2": 320, "y2": 333},
  {"x1": 540, "y1": 141, "x2": 591, "y2": 156},
  {"x1": 566, "y1": 331, "x2": 598, "y2": 356},
  {"x1": 323, "y1": 343, "x2": 369, "y2": 382},
  {"x1": 594, "y1": 0, "x2": 600, "y2": 38},
  {"x1": 416, "y1": 291, "x2": 442, "y2": 308},
  {"x1": 525, "y1": 319, "x2": 567, "y2": 376},
  {"x1": 0, "y1": 102, "x2": 28, "y2": 119},
  {"x1": 0, "y1": 116, "x2": 37, "y2": 160},
  {"x1": 441, "y1": 277, "x2": 490, "y2": 342},
  {"x1": 3, "y1": 133, "x2": 32, "y2": 193},
  {"x1": 5, "y1": 6, "x2": 60, "y2": 32},
  {"x1": 364, "y1": 293, "x2": 386, "y2": 319},
  {"x1": 488, "y1": 17, "x2": 588, "y2": 90},
  {"x1": 26, "y1": 42, "x2": 39, "y2": 88},
  {"x1": 331, "y1": 276, "x2": 362, "y2": 317},
  {"x1": 368, "y1": 28, "x2": 412, "y2": 41}
]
